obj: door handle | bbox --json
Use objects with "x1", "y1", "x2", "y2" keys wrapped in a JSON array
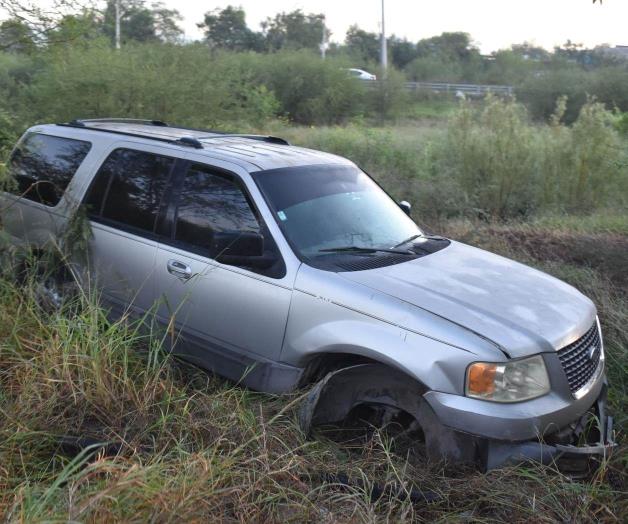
[{"x1": 167, "y1": 259, "x2": 192, "y2": 281}]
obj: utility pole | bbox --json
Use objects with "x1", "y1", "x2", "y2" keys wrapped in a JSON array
[
  {"x1": 115, "y1": 0, "x2": 121, "y2": 50},
  {"x1": 320, "y1": 16, "x2": 329, "y2": 59},
  {"x1": 380, "y1": 0, "x2": 388, "y2": 74}
]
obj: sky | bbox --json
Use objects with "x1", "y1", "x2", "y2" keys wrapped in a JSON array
[
  {"x1": 170, "y1": 0, "x2": 627, "y2": 53},
  {"x1": 0, "y1": 1, "x2": 625, "y2": 53}
]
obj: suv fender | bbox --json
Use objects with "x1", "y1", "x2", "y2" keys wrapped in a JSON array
[{"x1": 298, "y1": 363, "x2": 478, "y2": 464}]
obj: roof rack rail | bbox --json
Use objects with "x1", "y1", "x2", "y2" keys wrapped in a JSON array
[
  {"x1": 55, "y1": 121, "x2": 290, "y2": 149},
  {"x1": 68, "y1": 118, "x2": 169, "y2": 127},
  {"x1": 175, "y1": 137, "x2": 204, "y2": 149},
  {"x1": 199, "y1": 134, "x2": 291, "y2": 146},
  {"x1": 57, "y1": 121, "x2": 203, "y2": 150}
]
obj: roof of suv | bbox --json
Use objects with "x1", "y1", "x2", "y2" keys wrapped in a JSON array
[{"x1": 47, "y1": 119, "x2": 352, "y2": 172}]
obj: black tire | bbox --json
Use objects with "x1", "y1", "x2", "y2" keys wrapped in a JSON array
[{"x1": 26, "y1": 256, "x2": 79, "y2": 314}]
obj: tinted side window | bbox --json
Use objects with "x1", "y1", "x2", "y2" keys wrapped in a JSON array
[
  {"x1": 85, "y1": 149, "x2": 175, "y2": 234},
  {"x1": 7, "y1": 133, "x2": 91, "y2": 207},
  {"x1": 174, "y1": 165, "x2": 260, "y2": 254}
]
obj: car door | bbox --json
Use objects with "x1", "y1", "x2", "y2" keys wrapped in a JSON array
[
  {"x1": 82, "y1": 145, "x2": 181, "y2": 317},
  {"x1": 153, "y1": 161, "x2": 293, "y2": 385}
]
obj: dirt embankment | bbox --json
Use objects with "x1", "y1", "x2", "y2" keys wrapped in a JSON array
[
  {"x1": 436, "y1": 222, "x2": 628, "y2": 293},
  {"x1": 489, "y1": 229, "x2": 628, "y2": 290}
]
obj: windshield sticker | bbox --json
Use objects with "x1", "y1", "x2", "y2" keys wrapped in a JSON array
[{"x1": 277, "y1": 210, "x2": 287, "y2": 221}]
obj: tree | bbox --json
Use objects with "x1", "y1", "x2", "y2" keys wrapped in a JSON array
[
  {"x1": 262, "y1": 10, "x2": 326, "y2": 52},
  {"x1": 101, "y1": 1, "x2": 182, "y2": 45},
  {"x1": 0, "y1": 0, "x2": 97, "y2": 48},
  {"x1": 389, "y1": 36, "x2": 417, "y2": 69},
  {"x1": 416, "y1": 32, "x2": 479, "y2": 63},
  {"x1": 151, "y1": 2, "x2": 183, "y2": 42},
  {"x1": 0, "y1": 17, "x2": 36, "y2": 52},
  {"x1": 510, "y1": 42, "x2": 550, "y2": 61},
  {"x1": 345, "y1": 25, "x2": 379, "y2": 64},
  {"x1": 198, "y1": 6, "x2": 262, "y2": 51},
  {"x1": 45, "y1": 12, "x2": 103, "y2": 48}
]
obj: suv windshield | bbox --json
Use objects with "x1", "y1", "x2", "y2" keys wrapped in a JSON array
[{"x1": 253, "y1": 164, "x2": 422, "y2": 260}]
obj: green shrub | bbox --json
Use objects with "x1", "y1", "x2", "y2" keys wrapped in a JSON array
[
  {"x1": 565, "y1": 98, "x2": 625, "y2": 209},
  {"x1": 364, "y1": 67, "x2": 409, "y2": 122},
  {"x1": 285, "y1": 98, "x2": 627, "y2": 220},
  {"x1": 518, "y1": 65, "x2": 628, "y2": 123},
  {"x1": 435, "y1": 97, "x2": 626, "y2": 218},
  {"x1": 439, "y1": 97, "x2": 538, "y2": 217},
  {"x1": 6, "y1": 45, "x2": 371, "y2": 127},
  {"x1": 19, "y1": 43, "x2": 280, "y2": 128},
  {"x1": 517, "y1": 68, "x2": 590, "y2": 123},
  {"x1": 614, "y1": 112, "x2": 628, "y2": 136},
  {"x1": 248, "y1": 51, "x2": 365, "y2": 125},
  {"x1": 587, "y1": 66, "x2": 628, "y2": 113},
  {"x1": 405, "y1": 55, "x2": 462, "y2": 82}
]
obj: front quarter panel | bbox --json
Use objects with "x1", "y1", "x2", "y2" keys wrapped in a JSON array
[{"x1": 282, "y1": 265, "x2": 506, "y2": 395}]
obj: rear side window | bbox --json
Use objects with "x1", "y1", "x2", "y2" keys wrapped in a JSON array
[
  {"x1": 84, "y1": 148, "x2": 175, "y2": 235},
  {"x1": 7, "y1": 133, "x2": 91, "y2": 207},
  {"x1": 174, "y1": 164, "x2": 260, "y2": 254}
]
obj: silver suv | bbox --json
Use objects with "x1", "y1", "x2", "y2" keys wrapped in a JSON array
[{"x1": 0, "y1": 119, "x2": 614, "y2": 470}]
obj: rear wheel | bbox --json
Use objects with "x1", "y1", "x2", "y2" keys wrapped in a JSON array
[{"x1": 20, "y1": 256, "x2": 80, "y2": 313}]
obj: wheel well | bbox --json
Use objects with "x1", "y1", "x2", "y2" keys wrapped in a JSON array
[
  {"x1": 298, "y1": 362, "x2": 478, "y2": 464},
  {"x1": 299, "y1": 352, "x2": 379, "y2": 386},
  {"x1": 16, "y1": 247, "x2": 73, "y2": 284}
]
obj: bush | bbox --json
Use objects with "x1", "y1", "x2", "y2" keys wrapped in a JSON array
[
  {"x1": 563, "y1": 99, "x2": 625, "y2": 209},
  {"x1": 248, "y1": 51, "x2": 365, "y2": 125},
  {"x1": 517, "y1": 65, "x2": 628, "y2": 123},
  {"x1": 615, "y1": 112, "x2": 628, "y2": 135},
  {"x1": 405, "y1": 56, "x2": 462, "y2": 82},
  {"x1": 364, "y1": 67, "x2": 409, "y2": 122},
  {"x1": 517, "y1": 68, "x2": 590, "y2": 123},
  {"x1": 285, "y1": 98, "x2": 627, "y2": 220},
  {"x1": 1, "y1": 45, "x2": 373, "y2": 127},
  {"x1": 439, "y1": 97, "x2": 538, "y2": 217},
  {"x1": 587, "y1": 66, "x2": 628, "y2": 113},
  {"x1": 18, "y1": 43, "x2": 280, "y2": 128},
  {"x1": 435, "y1": 97, "x2": 626, "y2": 217}
]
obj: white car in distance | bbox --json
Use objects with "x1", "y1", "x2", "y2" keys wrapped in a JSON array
[{"x1": 347, "y1": 68, "x2": 377, "y2": 81}]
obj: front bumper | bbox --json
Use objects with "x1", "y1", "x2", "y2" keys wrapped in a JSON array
[
  {"x1": 424, "y1": 374, "x2": 616, "y2": 470},
  {"x1": 482, "y1": 387, "x2": 615, "y2": 471}
]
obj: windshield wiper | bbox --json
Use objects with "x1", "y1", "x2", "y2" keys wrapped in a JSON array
[
  {"x1": 393, "y1": 233, "x2": 448, "y2": 249},
  {"x1": 319, "y1": 246, "x2": 414, "y2": 255},
  {"x1": 393, "y1": 234, "x2": 422, "y2": 249}
]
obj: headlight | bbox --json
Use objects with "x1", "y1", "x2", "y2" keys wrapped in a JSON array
[{"x1": 465, "y1": 355, "x2": 550, "y2": 402}]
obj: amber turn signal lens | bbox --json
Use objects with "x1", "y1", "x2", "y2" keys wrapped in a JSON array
[{"x1": 467, "y1": 362, "x2": 497, "y2": 396}]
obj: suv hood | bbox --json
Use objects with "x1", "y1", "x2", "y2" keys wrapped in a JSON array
[{"x1": 340, "y1": 241, "x2": 596, "y2": 358}]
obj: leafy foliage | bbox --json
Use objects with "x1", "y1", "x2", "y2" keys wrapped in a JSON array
[
  {"x1": 101, "y1": 0, "x2": 183, "y2": 44},
  {"x1": 262, "y1": 9, "x2": 327, "y2": 53},
  {"x1": 198, "y1": 6, "x2": 262, "y2": 52},
  {"x1": 281, "y1": 98, "x2": 627, "y2": 220},
  {"x1": 11, "y1": 43, "x2": 279, "y2": 127},
  {"x1": 247, "y1": 51, "x2": 364, "y2": 125}
]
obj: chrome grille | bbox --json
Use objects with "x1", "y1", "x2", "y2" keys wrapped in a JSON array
[{"x1": 557, "y1": 323, "x2": 602, "y2": 394}]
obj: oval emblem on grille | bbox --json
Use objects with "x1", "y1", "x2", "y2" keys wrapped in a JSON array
[{"x1": 589, "y1": 344, "x2": 599, "y2": 361}]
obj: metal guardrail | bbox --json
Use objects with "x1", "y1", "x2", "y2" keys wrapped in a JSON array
[
  {"x1": 363, "y1": 80, "x2": 514, "y2": 97},
  {"x1": 405, "y1": 82, "x2": 514, "y2": 96}
]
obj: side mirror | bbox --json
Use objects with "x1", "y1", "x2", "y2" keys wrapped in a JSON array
[
  {"x1": 399, "y1": 200, "x2": 412, "y2": 216},
  {"x1": 214, "y1": 232, "x2": 276, "y2": 269}
]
